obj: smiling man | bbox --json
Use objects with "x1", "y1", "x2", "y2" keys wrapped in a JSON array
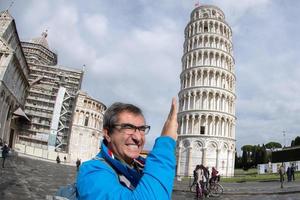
[{"x1": 77, "y1": 98, "x2": 178, "y2": 199}]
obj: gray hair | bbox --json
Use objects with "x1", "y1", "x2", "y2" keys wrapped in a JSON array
[{"x1": 103, "y1": 102, "x2": 144, "y2": 134}]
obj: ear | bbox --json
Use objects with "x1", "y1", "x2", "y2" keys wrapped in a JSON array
[{"x1": 103, "y1": 128, "x2": 111, "y2": 143}]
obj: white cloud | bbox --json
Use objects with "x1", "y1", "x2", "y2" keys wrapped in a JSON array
[{"x1": 83, "y1": 14, "x2": 108, "y2": 38}]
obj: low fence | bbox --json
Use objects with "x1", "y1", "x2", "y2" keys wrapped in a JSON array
[{"x1": 257, "y1": 161, "x2": 300, "y2": 174}]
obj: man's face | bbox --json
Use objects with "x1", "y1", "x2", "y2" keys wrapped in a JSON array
[{"x1": 104, "y1": 111, "x2": 146, "y2": 164}]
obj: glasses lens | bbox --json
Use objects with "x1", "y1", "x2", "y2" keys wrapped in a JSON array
[
  {"x1": 113, "y1": 124, "x2": 150, "y2": 135},
  {"x1": 142, "y1": 125, "x2": 150, "y2": 135}
]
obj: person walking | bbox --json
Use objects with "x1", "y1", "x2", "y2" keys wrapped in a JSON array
[
  {"x1": 279, "y1": 164, "x2": 285, "y2": 188},
  {"x1": 192, "y1": 165, "x2": 200, "y2": 187},
  {"x1": 1, "y1": 142, "x2": 9, "y2": 168},
  {"x1": 291, "y1": 164, "x2": 296, "y2": 181},
  {"x1": 56, "y1": 155, "x2": 61, "y2": 164},
  {"x1": 195, "y1": 164, "x2": 210, "y2": 198},
  {"x1": 76, "y1": 158, "x2": 81, "y2": 171},
  {"x1": 286, "y1": 166, "x2": 292, "y2": 182}
]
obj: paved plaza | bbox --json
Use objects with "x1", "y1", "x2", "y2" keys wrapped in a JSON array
[
  {"x1": 173, "y1": 178, "x2": 300, "y2": 200},
  {"x1": 0, "y1": 153, "x2": 76, "y2": 199},
  {"x1": 1, "y1": 153, "x2": 300, "y2": 199}
]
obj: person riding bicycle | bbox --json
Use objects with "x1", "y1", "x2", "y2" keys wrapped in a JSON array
[{"x1": 209, "y1": 167, "x2": 220, "y2": 185}]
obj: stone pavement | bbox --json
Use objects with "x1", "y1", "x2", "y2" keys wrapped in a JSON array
[
  {"x1": 173, "y1": 176, "x2": 300, "y2": 195},
  {"x1": 172, "y1": 177, "x2": 300, "y2": 200},
  {"x1": 0, "y1": 152, "x2": 76, "y2": 199},
  {"x1": 1, "y1": 152, "x2": 300, "y2": 199}
]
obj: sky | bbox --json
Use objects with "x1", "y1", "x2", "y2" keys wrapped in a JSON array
[{"x1": 1, "y1": 0, "x2": 300, "y2": 153}]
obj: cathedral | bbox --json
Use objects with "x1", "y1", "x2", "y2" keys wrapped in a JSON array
[{"x1": 0, "y1": 10, "x2": 106, "y2": 163}]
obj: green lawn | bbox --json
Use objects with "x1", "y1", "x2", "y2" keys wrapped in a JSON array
[{"x1": 221, "y1": 169, "x2": 300, "y2": 183}]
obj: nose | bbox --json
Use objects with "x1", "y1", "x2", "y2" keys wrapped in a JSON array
[{"x1": 131, "y1": 130, "x2": 142, "y2": 143}]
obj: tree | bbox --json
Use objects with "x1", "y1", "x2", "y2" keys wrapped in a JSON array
[
  {"x1": 261, "y1": 144, "x2": 268, "y2": 164},
  {"x1": 265, "y1": 142, "x2": 282, "y2": 150},
  {"x1": 294, "y1": 136, "x2": 300, "y2": 146},
  {"x1": 242, "y1": 150, "x2": 248, "y2": 170},
  {"x1": 291, "y1": 140, "x2": 295, "y2": 147}
]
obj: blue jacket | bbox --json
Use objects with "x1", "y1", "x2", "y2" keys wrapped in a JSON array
[{"x1": 77, "y1": 136, "x2": 176, "y2": 200}]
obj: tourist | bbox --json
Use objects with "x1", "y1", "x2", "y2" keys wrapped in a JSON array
[
  {"x1": 279, "y1": 164, "x2": 285, "y2": 188},
  {"x1": 77, "y1": 98, "x2": 178, "y2": 199},
  {"x1": 195, "y1": 164, "x2": 209, "y2": 198},
  {"x1": 56, "y1": 155, "x2": 61, "y2": 164},
  {"x1": 192, "y1": 165, "x2": 201, "y2": 187},
  {"x1": 286, "y1": 166, "x2": 292, "y2": 182},
  {"x1": 1, "y1": 142, "x2": 9, "y2": 168},
  {"x1": 291, "y1": 164, "x2": 296, "y2": 181},
  {"x1": 76, "y1": 159, "x2": 81, "y2": 171},
  {"x1": 210, "y1": 166, "x2": 220, "y2": 184}
]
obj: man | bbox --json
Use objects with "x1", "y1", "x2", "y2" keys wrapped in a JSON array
[
  {"x1": 76, "y1": 158, "x2": 81, "y2": 171},
  {"x1": 1, "y1": 142, "x2": 9, "y2": 168},
  {"x1": 77, "y1": 98, "x2": 178, "y2": 199},
  {"x1": 56, "y1": 155, "x2": 61, "y2": 164},
  {"x1": 279, "y1": 164, "x2": 285, "y2": 188},
  {"x1": 291, "y1": 163, "x2": 295, "y2": 181}
]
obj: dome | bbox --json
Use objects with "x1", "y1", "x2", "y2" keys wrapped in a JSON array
[{"x1": 30, "y1": 30, "x2": 49, "y2": 49}]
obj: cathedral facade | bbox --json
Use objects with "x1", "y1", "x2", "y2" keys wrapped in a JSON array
[
  {"x1": 177, "y1": 5, "x2": 236, "y2": 177},
  {"x1": 0, "y1": 10, "x2": 30, "y2": 147}
]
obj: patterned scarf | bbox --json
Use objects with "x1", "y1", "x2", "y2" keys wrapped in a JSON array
[{"x1": 99, "y1": 142, "x2": 145, "y2": 188}]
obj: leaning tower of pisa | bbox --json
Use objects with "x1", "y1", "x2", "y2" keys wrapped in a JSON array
[{"x1": 177, "y1": 5, "x2": 236, "y2": 177}]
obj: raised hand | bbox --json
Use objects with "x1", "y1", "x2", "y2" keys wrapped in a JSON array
[{"x1": 161, "y1": 97, "x2": 178, "y2": 141}]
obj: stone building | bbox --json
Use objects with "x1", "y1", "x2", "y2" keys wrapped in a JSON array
[
  {"x1": 0, "y1": 10, "x2": 30, "y2": 147},
  {"x1": 14, "y1": 31, "x2": 84, "y2": 160},
  {"x1": 0, "y1": 10, "x2": 107, "y2": 163},
  {"x1": 68, "y1": 91, "x2": 106, "y2": 162},
  {"x1": 177, "y1": 5, "x2": 236, "y2": 177}
]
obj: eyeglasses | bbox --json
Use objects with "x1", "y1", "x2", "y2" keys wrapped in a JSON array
[{"x1": 112, "y1": 123, "x2": 151, "y2": 135}]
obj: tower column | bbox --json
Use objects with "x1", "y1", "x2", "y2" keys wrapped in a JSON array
[
  {"x1": 202, "y1": 148, "x2": 207, "y2": 166},
  {"x1": 185, "y1": 115, "x2": 189, "y2": 134},
  {"x1": 180, "y1": 117, "x2": 184, "y2": 134},
  {"x1": 177, "y1": 146, "x2": 182, "y2": 176},
  {"x1": 188, "y1": 146, "x2": 193, "y2": 176},
  {"x1": 191, "y1": 115, "x2": 195, "y2": 134},
  {"x1": 199, "y1": 92, "x2": 203, "y2": 109},
  {"x1": 216, "y1": 148, "x2": 221, "y2": 169},
  {"x1": 193, "y1": 92, "x2": 196, "y2": 110},
  {"x1": 226, "y1": 149, "x2": 231, "y2": 176},
  {"x1": 188, "y1": 93, "x2": 191, "y2": 110}
]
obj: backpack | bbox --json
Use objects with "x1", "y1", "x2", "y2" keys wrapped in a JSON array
[
  {"x1": 54, "y1": 183, "x2": 77, "y2": 200},
  {"x1": 53, "y1": 157, "x2": 134, "y2": 200}
]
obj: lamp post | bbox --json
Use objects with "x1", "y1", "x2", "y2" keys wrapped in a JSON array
[{"x1": 282, "y1": 130, "x2": 286, "y2": 147}]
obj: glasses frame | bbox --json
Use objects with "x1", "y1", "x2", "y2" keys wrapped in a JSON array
[{"x1": 112, "y1": 123, "x2": 151, "y2": 135}]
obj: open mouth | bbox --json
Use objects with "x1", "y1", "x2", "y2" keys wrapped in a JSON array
[{"x1": 126, "y1": 144, "x2": 139, "y2": 150}]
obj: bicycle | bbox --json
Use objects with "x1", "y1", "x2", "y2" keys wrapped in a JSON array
[
  {"x1": 208, "y1": 180, "x2": 224, "y2": 197},
  {"x1": 190, "y1": 180, "x2": 224, "y2": 199},
  {"x1": 190, "y1": 181, "x2": 206, "y2": 200}
]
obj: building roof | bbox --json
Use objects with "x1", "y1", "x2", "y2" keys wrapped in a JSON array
[
  {"x1": 0, "y1": 10, "x2": 13, "y2": 20},
  {"x1": 30, "y1": 30, "x2": 49, "y2": 49}
]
